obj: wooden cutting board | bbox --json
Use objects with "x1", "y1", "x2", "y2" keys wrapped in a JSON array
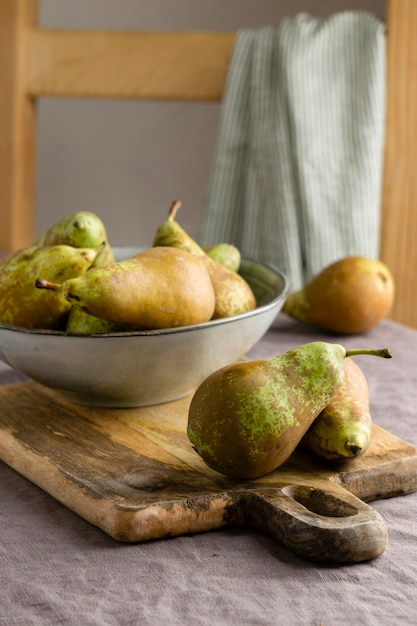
[{"x1": 1, "y1": 381, "x2": 417, "y2": 563}]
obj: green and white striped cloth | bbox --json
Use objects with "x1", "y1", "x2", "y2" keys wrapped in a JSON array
[{"x1": 199, "y1": 12, "x2": 386, "y2": 291}]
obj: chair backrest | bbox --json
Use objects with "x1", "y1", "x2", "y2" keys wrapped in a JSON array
[{"x1": 0, "y1": 0, "x2": 416, "y2": 328}]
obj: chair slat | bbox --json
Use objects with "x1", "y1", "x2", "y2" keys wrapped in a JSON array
[{"x1": 27, "y1": 30, "x2": 235, "y2": 101}]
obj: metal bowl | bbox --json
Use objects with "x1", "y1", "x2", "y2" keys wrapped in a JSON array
[{"x1": 0, "y1": 248, "x2": 288, "y2": 407}]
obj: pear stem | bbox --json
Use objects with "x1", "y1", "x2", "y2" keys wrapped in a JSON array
[
  {"x1": 168, "y1": 199, "x2": 182, "y2": 221},
  {"x1": 345, "y1": 348, "x2": 392, "y2": 359},
  {"x1": 35, "y1": 278, "x2": 61, "y2": 292}
]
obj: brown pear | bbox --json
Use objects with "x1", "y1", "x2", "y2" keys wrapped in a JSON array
[
  {"x1": 36, "y1": 246, "x2": 216, "y2": 330},
  {"x1": 153, "y1": 200, "x2": 256, "y2": 319},
  {"x1": 301, "y1": 358, "x2": 372, "y2": 462},
  {"x1": 282, "y1": 256, "x2": 395, "y2": 334}
]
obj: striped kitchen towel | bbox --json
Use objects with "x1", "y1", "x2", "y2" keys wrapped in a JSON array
[{"x1": 199, "y1": 12, "x2": 386, "y2": 291}]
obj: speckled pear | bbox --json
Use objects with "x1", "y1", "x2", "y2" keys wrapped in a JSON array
[
  {"x1": 35, "y1": 211, "x2": 115, "y2": 267},
  {"x1": 187, "y1": 342, "x2": 391, "y2": 479},
  {"x1": 36, "y1": 246, "x2": 216, "y2": 330},
  {"x1": 0, "y1": 245, "x2": 96, "y2": 329},
  {"x1": 301, "y1": 358, "x2": 373, "y2": 462},
  {"x1": 153, "y1": 200, "x2": 256, "y2": 318}
]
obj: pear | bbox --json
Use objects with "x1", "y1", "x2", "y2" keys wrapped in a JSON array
[
  {"x1": 0, "y1": 245, "x2": 96, "y2": 329},
  {"x1": 153, "y1": 200, "x2": 256, "y2": 319},
  {"x1": 282, "y1": 256, "x2": 395, "y2": 334},
  {"x1": 35, "y1": 211, "x2": 115, "y2": 267},
  {"x1": 204, "y1": 243, "x2": 241, "y2": 272},
  {"x1": 94, "y1": 242, "x2": 115, "y2": 267},
  {"x1": 301, "y1": 358, "x2": 373, "y2": 462},
  {"x1": 66, "y1": 307, "x2": 138, "y2": 334},
  {"x1": 36, "y1": 246, "x2": 216, "y2": 330},
  {"x1": 187, "y1": 342, "x2": 391, "y2": 479}
]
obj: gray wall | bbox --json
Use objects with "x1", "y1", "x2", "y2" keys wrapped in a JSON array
[{"x1": 37, "y1": 0, "x2": 385, "y2": 248}]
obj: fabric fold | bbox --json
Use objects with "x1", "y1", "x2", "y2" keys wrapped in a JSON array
[{"x1": 199, "y1": 12, "x2": 386, "y2": 291}]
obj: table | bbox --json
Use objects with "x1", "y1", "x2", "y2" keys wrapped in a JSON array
[{"x1": 1, "y1": 314, "x2": 417, "y2": 625}]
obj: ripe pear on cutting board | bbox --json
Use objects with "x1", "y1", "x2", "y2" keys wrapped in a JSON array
[
  {"x1": 36, "y1": 246, "x2": 216, "y2": 330},
  {"x1": 282, "y1": 256, "x2": 395, "y2": 334},
  {"x1": 204, "y1": 242, "x2": 241, "y2": 272},
  {"x1": 35, "y1": 210, "x2": 115, "y2": 267},
  {"x1": 187, "y1": 341, "x2": 391, "y2": 479},
  {"x1": 153, "y1": 200, "x2": 256, "y2": 319},
  {"x1": 301, "y1": 358, "x2": 373, "y2": 462},
  {"x1": 0, "y1": 245, "x2": 96, "y2": 329}
]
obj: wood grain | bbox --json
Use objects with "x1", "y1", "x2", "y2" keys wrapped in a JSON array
[
  {"x1": 27, "y1": 30, "x2": 234, "y2": 101},
  {"x1": 381, "y1": 0, "x2": 417, "y2": 328},
  {"x1": 0, "y1": 381, "x2": 416, "y2": 563},
  {"x1": 0, "y1": 0, "x2": 37, "y2": 252}
]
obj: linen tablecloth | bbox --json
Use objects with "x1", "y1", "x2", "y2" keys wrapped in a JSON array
[{"x1": 1, "y1": 315, "x2": 417, "y2": 625}]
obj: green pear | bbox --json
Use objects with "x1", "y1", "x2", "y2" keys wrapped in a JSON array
[
  {"x1": 187, "y1": 342, "x2": 391, "y2": 479},
  {"x1": 204, "y1": 243, "x2": 241, "y2": 272},
  {"x1": 282, "y1": 256, "x2": 395, "y2": 334},
  {"x1": 66, "y1": 307, "x2": 138, "y2": 334},
  {"x1": 153, "y1": 200, "x2": 256, "y2": 319},
  {"x1": 0, "y1": 245, "x2": 96, "y2": 329},
  {"x1": 36, "y1": 246, "x2": 216, "y2": 330},
  {"x1": 35, "y1": 211, "x2": 115, "y2": 267},
  {"x1": 301, "y1": 358, "x2": 373, "y2": 462},
  {"x1": 94, "y1": 242, "x2": 116, "y2": 267}
]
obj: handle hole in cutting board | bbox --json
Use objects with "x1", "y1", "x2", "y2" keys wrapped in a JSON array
[{"x1": 282, "y1": 485, "x2": 359, "y2": 518}]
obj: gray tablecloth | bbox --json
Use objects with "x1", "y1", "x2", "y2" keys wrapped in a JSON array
[{"x1": 1, "y1": 315, "x2": 417, "y2": 625}]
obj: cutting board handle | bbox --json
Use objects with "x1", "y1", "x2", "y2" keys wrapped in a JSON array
[{"x1": 239, "y1": 483, "x2": 388, "y2": 563}]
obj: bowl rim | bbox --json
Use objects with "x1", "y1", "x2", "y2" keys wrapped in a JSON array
[{"x1": 0, "y1": 254, "x2": 289, "y2": 339}]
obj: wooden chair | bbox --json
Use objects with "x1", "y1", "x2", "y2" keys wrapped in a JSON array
[{"x1": 0, "y1": 0, "x2": 416, "y2": 328}]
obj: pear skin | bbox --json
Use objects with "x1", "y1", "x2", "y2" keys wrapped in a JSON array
[
  {"x1": 0, "y1": 245, "x2": 96, "y2": 329},
  {"x1": 187, "y1": 342, "x2": 391, "y2": 479},
  {"x1": 37, "y1": 246, "x2": 216, "y2": 330},
  {"x1": 301, "y1": 358, "x2": 372, "y2": 462},
  {"x1": 35, "y1": 211, "x2": 115, "y2": 267},
  {"x1": 66, "y1": 307, "x2": 139, "y2": 334},
  {"x1": 153, "y1": 201, "x2": 256, "y2": 318},
  {"x1": 204, "y1": 243, "x2": 241, "y2": 272},
  {"x1": 282, "y1": 256, "x2": 395, "y2": 334},
  {"x1": 94, "y1": 242, "x2": 115, "y2": 267}
]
